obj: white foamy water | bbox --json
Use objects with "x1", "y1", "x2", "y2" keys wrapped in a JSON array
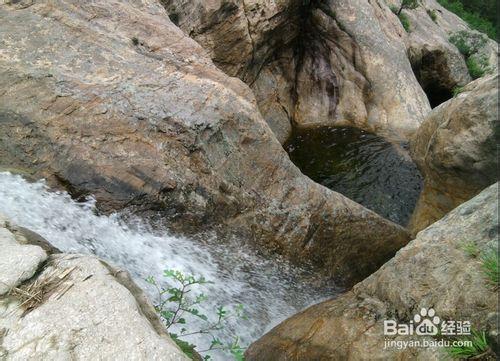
[{"x1": 0, "y1": 172, "x2": 338, "y2": 359}]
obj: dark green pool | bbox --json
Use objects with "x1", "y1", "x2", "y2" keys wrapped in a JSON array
[{"x1": 285, "y1": 127, "x2": 422, "y2": 226}]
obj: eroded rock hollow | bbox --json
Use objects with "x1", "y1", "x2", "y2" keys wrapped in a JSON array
[{"x1": 162, "y1": 0, "x2": 433, "y2": 142}]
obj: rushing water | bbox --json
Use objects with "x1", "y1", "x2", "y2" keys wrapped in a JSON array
[
  {"x1": 0, "y1": 172, "x2": 339, "y2": 359},
  {"x1": 285, "y1": 127, "x2": 423, "y2": 226}
]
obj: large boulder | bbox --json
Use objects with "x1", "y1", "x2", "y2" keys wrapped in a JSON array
[
  {"x1": 0, "y1": 0, "x2": 408, "y2": 285},
  {"x1": 159, "y1": 0, "x2": 302, "y2": 84},
  {"x1": 163, "y1": 0, "x2": 432, "y2": 141},
  {"x1": 162, "y1": 1, "x2": 498, "y2": 143},
  {"x1": 246, "y1": 183, "x2": 499, "y2": 360},
  {"x1": 409, "y1": 74, "x2": 498, "y2": 233},
  {"x1": 0, "y1": 215, "x2": 189, "y2": 360},
  {"x1": 160, "y1": 0, "x2": 303, "y2": 144},
  {"x1": 401, "y1": 0, "x2": 497, "y2": 107}
]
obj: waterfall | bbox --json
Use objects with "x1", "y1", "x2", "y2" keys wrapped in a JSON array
[{"x1": 0, "y1": 172, "x2": 338, "y2": 359}]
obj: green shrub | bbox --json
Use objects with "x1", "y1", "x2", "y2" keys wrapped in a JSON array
[
  {"x1": 389, "y1": 3, "x2": 414, "y2": 32},
  {"x1": 389, "y1": 5, "x2": 398, "y2": 14},
  {"x1": 446, "y1": 330, "x2": 490, "y2": 359},
  {"x1": 398, "y1": 13, "x2": 411, "y2": 32},
  {"x1": 453, "y1": 0, "x2": 497, "y2": 26},
  {"x1": 436, "y1": 0, "x2": 496, "y2": 39},
  {"x1": 146, "y1": 270, "x2": 246, "y2": 360},
  {"x1": 427, "y1": 9, "x2": 438, "y2": 22},
  {"x1": 466, "y1": 57, "x2": 486, "y2": 79}
]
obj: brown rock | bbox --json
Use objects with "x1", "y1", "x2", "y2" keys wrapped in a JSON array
[
  {"x1": 246, "y1": 183, "x2": 499, "y2": 361},
  {"x1": 409, "y1": 74, "x2": 498, "y2": 234},
  {"x1": 0, "y1": 0, "x2": 408, "y2": 285}
]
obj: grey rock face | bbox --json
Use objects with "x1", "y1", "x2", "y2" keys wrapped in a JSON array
[
  {"x1": 0, "y1": 0, "x2": 408, "y2": 285},
  {"x1": 0, "y1": 216, "x2": 189, "y2": 360},
  {"x1": 409, "y1": 74, "x2": 499, "y2": 233},
  {"x1": 0, "y1": 215, "x2": 47, "y2": 296},
  {"x1": 246, "y1": 183, "x2": 499, "y2": 360}
]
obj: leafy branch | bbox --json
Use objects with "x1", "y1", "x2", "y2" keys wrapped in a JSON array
[{"x1": 146, "y1": 270, "x2": 247, "y2": 360}]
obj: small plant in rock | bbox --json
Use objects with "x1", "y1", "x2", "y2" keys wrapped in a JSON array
[
  {"x1": 446, "y1": 330, "x2": 492, "y2": 359},
  {"x1": 398, "y1": 13, "x2": 411, "y2": 32},
  {"x1": 427, "y1": 9, "x2": 438, "y2": 22},
  {"x1": 462, "y1": 241, "x2": 479, "y2": 257},
  {"x1": 452, "y1": 85, "x2": 465, "y2": 97},
  {"x1": 449, "y1": 31, "x2": 489, "y2": 78},
  {"x1": 465, "y1": 58, "x2": 486, "y2": 79},
  {"x1": 394, "y1": 0, "x2": 421, "y2": 15},
  {"x1": 449, "y1": 30, "x2": 487, "y2": 57},
  {"x1": 480, "y1": 246, "x2": 499, "y2": 287},
  {"x1": 146, "y1": 270, "x2": 246, "y2": 360},
  {"x1": 462, "y1": 242, "x2": 499, "y2": 288},
  {"x1": 390, "y1": 4, "x2": 414, "y2": 32},
  {"x1": 131, "y1": 37, "x2": 140, "y2": 46}
]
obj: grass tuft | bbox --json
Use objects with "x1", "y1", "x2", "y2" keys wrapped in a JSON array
[
  {"x1": 480, "y1": 246, "x2": 499, "y2": 287},
  {"x1": 398, "y1": 13, "x2": 411, "y2": 32},
  {"x1": 446, "y1": 330, "x2": 490, "y2": 359},
  {"x1": 466, "y1": 57, "x2": 487, "y2": 79},
  {"x1": 462, "y1": 241, "x2": 479, "y2": 257},
  {"x1": 427, "y1": 9, "x2": 438, "y2": 22}
]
